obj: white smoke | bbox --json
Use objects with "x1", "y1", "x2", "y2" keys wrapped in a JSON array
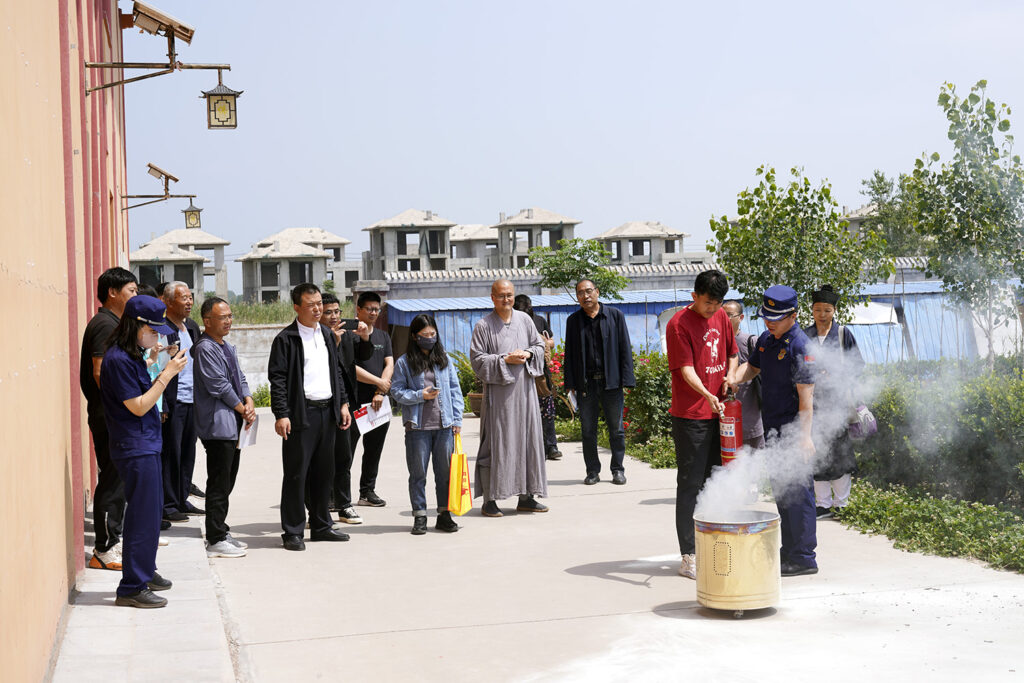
[{"x1": 695, "y1": 341, "x2": 884, "y2": 521}]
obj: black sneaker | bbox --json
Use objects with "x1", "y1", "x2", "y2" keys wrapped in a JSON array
[
  {"x1": 115, "y1": 588, "x2": 167, "y2": 608},
  {"x1": 357, "y1": 490, "x2": 386, "y2": 507},
  {"x1": 163, "y1": 511, "x2": 188, "y2": 523},
  {"x1": 815, "y1": 507, "x2": 834, "y2": 520},
  {"x1": 481, "y1": 501, "x2": 503, "y2": 518},
  {"x1": 190, "y1": 483, "x2": 206, "y2": 499},
  {"x1": 160, "y1": 520, "x2": 172, "y2": 531},
  {"x1": 584, "y1": 473, "x2": 600, "y2": 485},
  {"x1": 611, "y1": 472, "x2": 627, "y2": 485},
  {"x1": 147, "y1": 572, "x2": 172, "y2": 592},
  {"x1": 436, "y1": 511, "x2": 460, "y2": 533},
  {"x1": 184, "y1": 503, "x2": 206, "y2": 515},
  {"x1": 411, "y1": 516, "x2": 428, "y2": 535},
  {"x1": 546, "y1": 447, "x2": 563, "y2": 461}
]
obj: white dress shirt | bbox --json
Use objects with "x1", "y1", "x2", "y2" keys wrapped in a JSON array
[{"x1": 297, "y1": 321, "x2": 332, "y2": 400}]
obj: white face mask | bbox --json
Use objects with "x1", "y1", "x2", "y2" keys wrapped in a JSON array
[{"x1": 140, "y1": 329, "x2": 159, "y2": 349}]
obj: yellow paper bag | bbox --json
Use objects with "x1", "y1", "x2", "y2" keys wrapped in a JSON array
[{"x1": 448, "y1": 432, "x2": 472, "y2": 516}]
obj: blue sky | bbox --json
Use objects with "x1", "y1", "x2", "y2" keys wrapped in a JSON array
[{"x1": 120, "y1": 1, "x2": 1024, "y2": 291}]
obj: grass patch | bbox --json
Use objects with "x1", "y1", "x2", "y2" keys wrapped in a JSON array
[
  {"x1": 189, "y1": 300, "x2": 354, "y2": 326},
  {"x1": 839, "y1": 481, "x2": 1024, "y2": 573}
]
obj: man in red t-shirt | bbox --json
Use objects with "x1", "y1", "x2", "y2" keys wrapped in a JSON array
[{"x1": 665, "y1": 269, "x2": 738, "y2": 579}]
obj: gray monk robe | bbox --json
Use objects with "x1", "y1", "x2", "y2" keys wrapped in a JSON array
[{"x1": 471, "y1": 310, "x2": 548, "y2": 501}]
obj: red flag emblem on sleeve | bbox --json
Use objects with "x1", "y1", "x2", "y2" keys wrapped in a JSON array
[{"x1": 804, "y1": 354, "x2": 815, "y2": 362}]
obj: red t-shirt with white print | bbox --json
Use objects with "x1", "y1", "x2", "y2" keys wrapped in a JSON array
[{"x1": 666, "y1": 306, "x2": 738, "y2": 420}]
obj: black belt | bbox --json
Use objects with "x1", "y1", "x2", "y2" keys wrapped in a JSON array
[{"x1": 305, "y1": 398, "x2": 332, "y2": 408}]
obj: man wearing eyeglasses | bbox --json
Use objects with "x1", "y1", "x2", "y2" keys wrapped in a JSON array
[
  {"x1": 349, "y1": 291, "x2": 394, "y2": 508},
  {"x1": 563, "y1": 279, "x2": 635, "y2": 486}
]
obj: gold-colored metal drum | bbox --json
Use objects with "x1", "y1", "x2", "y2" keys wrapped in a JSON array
[{"x1": 694, "y1": 510, "x2": 780, "y2": 611}]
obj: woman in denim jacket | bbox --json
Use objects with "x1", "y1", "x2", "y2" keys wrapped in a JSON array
[{"x1": 391, "y1": 314, "x2": 464, "y2": 535}]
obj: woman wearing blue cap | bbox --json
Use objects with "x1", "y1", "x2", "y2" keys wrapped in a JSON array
[{"x1": 100, "y1": 295, "x2": 189, "y2": 608}]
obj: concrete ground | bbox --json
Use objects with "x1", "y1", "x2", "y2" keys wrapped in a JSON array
[{"x1": 54, "y1": 408, "x2": 1024, "y2": 682}]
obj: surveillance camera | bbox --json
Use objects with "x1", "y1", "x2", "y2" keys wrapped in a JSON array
[
  {"x1": 132, "y1": 1, "x2": 196, "y2": 45},
  {"x1": 146, "y1": 163, "x2": 179, "y2": 183}
]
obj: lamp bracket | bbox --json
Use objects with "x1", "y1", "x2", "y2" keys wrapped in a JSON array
[{"x1": 85, "y1": 32, "x2": 230, "y2": 94}]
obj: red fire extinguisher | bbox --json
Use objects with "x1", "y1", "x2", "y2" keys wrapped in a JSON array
[{"x1": 719, "y1": 389, "x2": 743, "y2": 466}]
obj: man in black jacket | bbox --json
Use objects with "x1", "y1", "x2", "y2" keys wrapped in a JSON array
[
  {"x1": 563, "y1": 280, "x2": 635, "y2": 486},
  {"x1": 320, "y1": 293, "x2": 373, "y2": 524},
  {"x1": 160, "y1": 281, "x2": 204, "y2": 523},
  {"x1": 269, "y1": 283, "x2": 352, "y2": 550}
]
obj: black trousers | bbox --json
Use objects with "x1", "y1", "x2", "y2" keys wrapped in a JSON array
[
  {"x1": 88, "y1": 415, "x2": 125, "y2": 552},
  {"x1": 331, "y1": 423, "x2": 356, "y2": 508},
  {"x1": 281, "y1": 404, "x2": 335, "y2": 537},
  {"x1": 161, "y1": 402, "x2": 196, "y2": 516},
  {"x1": 579, "y1": 379, "x2": 627, "y2": 475},
  {"x1": 671, "y1": 416, "x2": 720, "y2": 555},
  {"x1": 349, "y1": 417, "x2": 390, "y2": 497},
  {"x1": 202, "y1": 437, "x2": 241, "y2": 546}
]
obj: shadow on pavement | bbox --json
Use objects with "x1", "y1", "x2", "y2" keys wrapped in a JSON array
[
  {"x1": 547, "y1": 479, "x2": 585, "y2": 487},
  {"x1": 565, "y1": 558, "x2": 679, "y2": 587},
  {"x1": 652, "y1": 602, "x2": 777, "y2": 621},
  {"x1": 346, "y1": 524, "x2": 416, "y2": 535},
  {"x1": 638, "y1": 498, "x2": 675, "y2": 506},
  {"x1": 72, "y1": 590, "x2": 118, "y2": 607}
]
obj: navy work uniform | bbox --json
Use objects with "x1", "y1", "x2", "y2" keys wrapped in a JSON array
[
  {"x1": 100, "y1": 324, "x2": 168, "y2": 598},
  {"x1": 748, "y1": 286, "x2": 818, "y2": 570}
]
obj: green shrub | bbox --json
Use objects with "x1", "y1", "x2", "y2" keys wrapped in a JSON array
[
  {"x1": 840, "y1": 481, "x2": 1024, "y2": 573},
  {"x1": 628, "y1": 434, "x2": 677, "y2": 469},
  {"x1": 449, "y1": 350, "x2": 480, "y2": 397},
  {"x1": 251, "y1": 383, "x2": 271, "y2": 408},
  {"x1": 624, "y1": 350, "x2": 672, "y2": 443}
]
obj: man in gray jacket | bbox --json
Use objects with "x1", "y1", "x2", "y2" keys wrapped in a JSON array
[{"x1": 192, "y1": 297, "x2": 255, "y2": 558}]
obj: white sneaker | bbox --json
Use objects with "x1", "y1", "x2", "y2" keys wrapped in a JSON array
[
  {"x1": 225, "y1": 533, "x2": 247, "y2": 549},
  {"x1": 337, "y1": 506, "x2": 363, "y2": 524},
  {"x1": 679, "y1": 553, "x2": 696, "y2": 579},
  {"x1": 158, "y1": 536, "x2": 169, "y2": 547},
  {"x1": 207, "y1": 540, "x2": 246, "y2": 558}
]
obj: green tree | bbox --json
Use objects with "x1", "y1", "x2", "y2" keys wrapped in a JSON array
[
  {"x1": 909, "y1": 80, "x2": 1024, "y2": 366},
  {"x1": 709, "y1": 165, "x2": 891, "y2": 324},
  {"x1": 860, "y1": 170, "x2": 925, "y2": 257},
  {"x1": 529, "y1": 238, "x2": 631, "y2": 300}
]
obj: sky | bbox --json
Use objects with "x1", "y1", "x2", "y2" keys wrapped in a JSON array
[{"x1": 120, "y1": 1, "x2": 1024, "y2": 292}]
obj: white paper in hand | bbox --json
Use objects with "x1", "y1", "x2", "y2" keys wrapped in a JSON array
[
  {"x1": 238, "y1": 414, "x2": 259, "y2": 448},
  {"x1": 353, "y1": 396, "x2": 392, "y2": 433}
]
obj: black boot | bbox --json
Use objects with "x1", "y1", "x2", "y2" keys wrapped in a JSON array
[{"x1": 412, "y1": 515, "x2": 428, "y2": 535}]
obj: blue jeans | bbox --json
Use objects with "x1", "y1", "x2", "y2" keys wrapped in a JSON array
[
  {"x1": 579, "y1": 378, "x2": 626, "y2": 475},
  {"x1": 405, "y1": 428, "x2": 453, "y2": 513}
]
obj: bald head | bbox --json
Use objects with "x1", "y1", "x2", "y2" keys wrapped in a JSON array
[{"x1": 490, "y1": 279, "x2": 515, "y2": 318}]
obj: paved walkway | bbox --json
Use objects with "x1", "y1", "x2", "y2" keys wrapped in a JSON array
[{"x1": 54, "y1": 408, "x2": 1024, "y2": 682}]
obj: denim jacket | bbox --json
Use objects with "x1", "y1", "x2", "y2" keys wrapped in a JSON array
[{"x1": 390, "y1": 354, "x2": 464, "y2": 430}]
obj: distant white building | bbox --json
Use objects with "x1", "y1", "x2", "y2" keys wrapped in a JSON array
[
  {"x1": 595, "y1": 221, "x2": 690, "y2": 267},
  {"x1": 449, "y1": 223, "x2": 500, "y2": 270},
  {"x1": 129, "y1": 242, "x2": 209, "y2": 303},
  {"x1": 494, "y1": 207, "x2": 580, "y2": 268},
  {"x1": 361, "y1": 209, "x2": 457, "y2": 280},
  {"x1": 237, "y1": 227, "x2": 361, "y2": 302},
  {"x1": 257, "y1": 227, "x2": 360, "y2": 297},
  {"x1": 143, "y1": 226, "x2": 231, "y2": 298}
]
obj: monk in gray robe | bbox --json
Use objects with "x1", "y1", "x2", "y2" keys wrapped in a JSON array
[{"x1": 471, "y1": 279, "x2": 549, "y2": 517}]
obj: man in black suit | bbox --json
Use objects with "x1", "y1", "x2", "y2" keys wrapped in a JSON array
[
  {"x1": 159, "y1": 281, "x2": 204, "y2": 523},
  {"x1": 320, "y1": 293, "x2": 373, "y2": 524},
  {"x1": 269, "y1": 283, "x2": 353, "y2": 550}
]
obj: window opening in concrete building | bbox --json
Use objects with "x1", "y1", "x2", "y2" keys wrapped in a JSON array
[
  {"x1": 428, "y1": 230, "x2": 443, "y2": 255},
  {"x1": 261, "y1": 290, "x2": 279, "y2": 303},
  {"x1": 665, "y1": 239, "x2": 676, "y2": 253},
  {"x1": 260, "y1": 262, "x2": 278, "y2": 287},
  {"x1": 631, "y1": 239, "x2": 650, "y2": 257},
  {"x1": 289, "y1": 261, "x2": 312, "y2": 285},
  {"x1": 399, "y1": 231, "x2": 419, "y2": 257},
  {"x1": 344, "y1": 270, "x2": 359, "y2": 288},
  {"x1": 609, "y1": 241, "x2": 621, "y2": 262},
  {"x1": 174, "y1": 264, "x2": 195, "y2": 289},
  {"x1": 139, "y1": 264, "x2": 162, "y2": 289}
]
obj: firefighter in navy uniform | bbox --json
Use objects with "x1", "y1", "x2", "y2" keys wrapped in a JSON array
[{"x1": 732, "y1": 285, "x2": 818, "y2": 576}]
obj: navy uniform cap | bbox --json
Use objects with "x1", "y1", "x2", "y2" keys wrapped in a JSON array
[
  {"x1": 124, "y1": 295, "x2": 176, "y2": 335},
  {"x1": 760, "y1": 285, "x2": 798, "y2": 321}
]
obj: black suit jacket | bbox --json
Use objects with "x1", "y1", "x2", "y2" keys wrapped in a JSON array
[{"x1": 268, "y1": 320, "x2": 350, "y2": 430}]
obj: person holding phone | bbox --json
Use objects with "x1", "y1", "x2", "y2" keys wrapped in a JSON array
[
  {"x1": 390, "y1": 314, "x2": 463, "y2": 534},
  {"x1": 99, "y1": 295, "x2": 189, "y2": 608}
]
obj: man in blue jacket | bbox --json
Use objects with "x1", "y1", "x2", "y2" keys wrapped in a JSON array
[
  {"x1": 563, "y1": 279, "x2": 635, "y2": 485},
  {"x1": 192, "y1": 297, "x2": 255, "y2": 558}
]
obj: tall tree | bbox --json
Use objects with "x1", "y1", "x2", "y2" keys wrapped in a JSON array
[
  {"x1": 909, "y1": 80, "x2": 1024, "y2": 366},
  {"x1": 529, "y1": 238, "x2": 631, "y2": 300},
  {"x1": 709, "y1": 165, "x2": 890, "y2": 324},
  {"x1": 860, "y1": 170, "x2": 925, "y2": 257}
]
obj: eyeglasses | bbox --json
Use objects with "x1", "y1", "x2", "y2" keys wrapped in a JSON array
[
  {"x1": 207, "y1": 314, "x2": 233, "y2": 321},
  {"x1": 576, "y1": 287, "x2": 596, "y2": 296},
  {"x1": 727, "y1": 313, "x2": 742, "y2": 319},
  {"x1": 361, "y1": 307, "x2": 381, "y2": 314},
  {"x1": 493, "y1": 294, "x2": 514, "y2": 300}
]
